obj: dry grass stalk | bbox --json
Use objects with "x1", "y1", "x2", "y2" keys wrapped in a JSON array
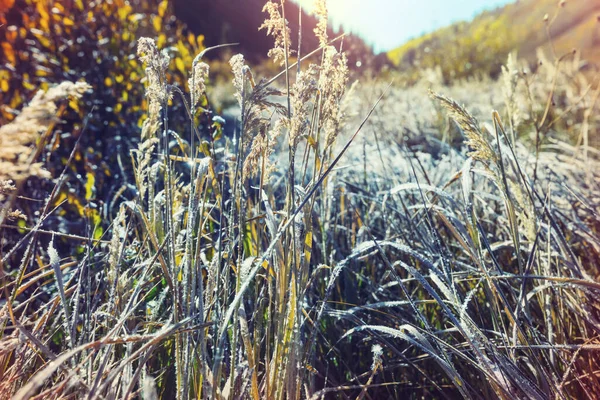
[{"x1": 259, "y1": 1, "x2": 292, "y2": 66}]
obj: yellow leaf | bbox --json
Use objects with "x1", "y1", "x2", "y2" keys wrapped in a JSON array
[
  {"x1": 35, "y1": 68, "x2": 49, "y2": 77},
  {"x1": 86, "y1": 207, "x2": 101, "y2": 229},
  {"x1": 175, "y1": 252, "x2": 183, "y2": 268},
  {"x1": 54, "y1": 191, "x2": 68, "y2": 207},
  {"x1": 23, "y1": 80, "x2": 35, "y2": 91},
  {"x1": 117, "y1": 4, "x2": 132, "y2": 21},
  {"x1": 104, "y1": 77, "x2": 113, "y2": 87},
  {"x1": 9, "y1": 91, "x2": 21, "y2": 108},
  {"x1": 1, "y1": 42, "x2": 15, "y2": 65},
  {"x1": 262, "y1": 260, "x2": 276, "y2": 278},
  {"x1": 177, "y1": 40, "x2": 190, "y2": 60},
  {"x1": 158, "y1": 0, "x2": 168, "y2": 17},
  {"x1": 17, "y1": 218, "x2": 26, "y2": 234},
  {"x1": 35, "y1": 35, "x2": 51, "y2": 49},
  {"x1": 157, "y1": 33, "x2": 167, "y2": 50},
  {"x1": 152, "y1": 15, "x2": 161, "y2": 32},
  {"x1": 175, "y1": 57, "x2": 185, "y2": 74},
  {"x1": 85, "y1": 172, "x2": 95, "y2": 201},
  {"x1": 69, "y1": 195, "x2": 85, "y2": 216},
  {"x1": 304, "y1": 231, "x2": 313, "y2": 265},
  {"x1": 69, "y1": 99, "x2": 80, "y2": 113},
  {"x1": 1, "y1": 79, "x2": 8, "y2": 92},
  {"x1": 36, "y1": 2, "x2": 50, "y2": 31}
]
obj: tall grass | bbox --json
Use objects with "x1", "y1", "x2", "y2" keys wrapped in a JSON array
[{"x1": 2, "y1": 0, "x2": 600, "y2": 399}]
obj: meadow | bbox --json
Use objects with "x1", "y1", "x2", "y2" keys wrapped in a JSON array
[{"x1": 1, "y1": 0, "x2": 600, "y2": 399}]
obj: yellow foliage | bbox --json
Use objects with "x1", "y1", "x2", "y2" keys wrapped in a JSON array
[{"x1": 85, "y1": 172, "x2": 95, "y2": 201}]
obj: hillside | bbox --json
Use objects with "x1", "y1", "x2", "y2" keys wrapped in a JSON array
[{"x1": 387, "y1": 0, "x2": 600, "y2": 82}]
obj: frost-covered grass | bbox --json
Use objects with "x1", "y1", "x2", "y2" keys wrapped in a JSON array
[{"x1": 2, "y1": 1, "x2": 600, "y2": 399}]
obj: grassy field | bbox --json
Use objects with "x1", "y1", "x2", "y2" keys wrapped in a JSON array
[{"x1": 1, "y1": 0, "x2": 600, "y2": 399}]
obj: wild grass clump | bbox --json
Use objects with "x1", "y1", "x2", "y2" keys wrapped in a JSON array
[
  {"x1": 0, "y1": 80, "x2": 91, "y2": 251},
  {"x1": 2, "y1": 0, "x2": 600, "y2": 399}
]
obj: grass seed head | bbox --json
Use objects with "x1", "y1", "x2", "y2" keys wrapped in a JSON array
[
  {"x1": 259, "y1": 1, "x2": 292, "y2": 66},
  {"x1": 289, "y1": 64, "x2": 318, "y2": 147},
  {"x1": 189, "y1": 61, "x2": 210, "y2": 107},
  {"x1": 371, "y1": 344, "x2": 383, "y2": 371},
  {"x1": 137, "y1": 37, "x2": 170, "y2": 139},
  {"x1": 0, "y1": 81, "x2": 90, "y2": 181},
  {"x1": 313, "y1": 0, "x2": 329, "y2": 48},
  {"x1": 319, "y1": 46, "x2": 349, "y2": 148},
  {"x1": 230, "y1": 54, "x2": 248, "y2": 107},
  {"x1": 430, "y1": 90, "x2": 497, "y2": 164}
]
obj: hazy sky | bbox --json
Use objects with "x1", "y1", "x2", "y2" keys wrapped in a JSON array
[{"x1": 294, "y1": 0, "x2": 513, "y2": 52}]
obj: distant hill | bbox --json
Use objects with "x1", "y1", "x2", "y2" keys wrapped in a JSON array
[
  {"x1": 387, "y1": 0, "x2": 600, "y2": 82},
  {"x1": 173, "y1": 0, "x2": 387, "y2": 70}
]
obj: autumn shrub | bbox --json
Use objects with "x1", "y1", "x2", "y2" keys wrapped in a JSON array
[{"x1": 0, "y1": 0, "x2": 208, "y2": 258}]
